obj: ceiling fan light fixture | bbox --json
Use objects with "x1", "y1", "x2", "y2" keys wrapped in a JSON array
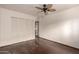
[{"x1": 35, "y1": 4, "x2": 56, "y2": 15}]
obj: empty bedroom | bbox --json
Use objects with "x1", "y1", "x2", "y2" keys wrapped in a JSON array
[{"x1": 0, "y1": 4, "x2": 79, "y2": 54}]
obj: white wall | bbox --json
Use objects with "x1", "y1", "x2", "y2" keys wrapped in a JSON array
[
  {"x1": 40, "y1": 6, "x2": 79, "y2": 48},
  {"x1": 0, "y1": 7, "x2": 35, "y2": 47}
]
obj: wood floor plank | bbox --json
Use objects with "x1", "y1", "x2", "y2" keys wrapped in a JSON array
[{"x1": 0, "y1": 38, "x2": 79, "y2": 54}]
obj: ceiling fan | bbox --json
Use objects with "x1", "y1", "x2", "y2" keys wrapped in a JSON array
[{"x1": 35, "y1": 4, "x2": 56, "y2": 15}]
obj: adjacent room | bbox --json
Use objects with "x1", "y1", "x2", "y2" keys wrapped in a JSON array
[{"x1": 0, "y1": 4, "x2": 79, "y2": 54}]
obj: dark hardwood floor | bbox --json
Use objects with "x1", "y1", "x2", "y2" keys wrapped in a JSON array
[{"x1": 0, "y1": 38, "x2": 79, "y2": 54}]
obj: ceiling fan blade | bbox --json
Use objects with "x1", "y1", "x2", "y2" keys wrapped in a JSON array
[
  {"x1": 47, "y1": 4, "x2": 53, "y2": 9},
  {"x1": 48, "y1": 9, "x2": 56, "y2": 12},
  {"x1": 35, "y1": 7, "x2": 43, "y2": 10}
]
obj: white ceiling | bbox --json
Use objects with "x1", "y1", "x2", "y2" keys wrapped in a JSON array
[{"x1": 0, "y1": 4, "x2": 78, "y2": 16}]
